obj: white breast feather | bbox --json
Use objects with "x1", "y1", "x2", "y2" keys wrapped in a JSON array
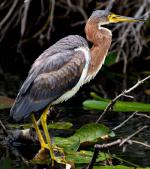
[{"x1": 52, "y1": 47, "x2": 90, "y2": 104}]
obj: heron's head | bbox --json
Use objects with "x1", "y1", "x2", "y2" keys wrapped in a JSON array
[{"x1": 90, "y1": 10, "x2": 145, "y2": 26}]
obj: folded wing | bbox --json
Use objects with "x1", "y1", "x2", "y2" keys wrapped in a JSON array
[{"x1": 10, "y1": 49, "x2": 86, "y2": 121}]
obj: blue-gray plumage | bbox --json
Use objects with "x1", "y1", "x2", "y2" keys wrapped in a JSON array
[{"x1": 10, "y1": 35, "x2": 88, "y2": 121}]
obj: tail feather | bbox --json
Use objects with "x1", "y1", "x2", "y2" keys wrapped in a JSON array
[{"x1": 10, "y1": 95, "x2": 32, "y2": 122}]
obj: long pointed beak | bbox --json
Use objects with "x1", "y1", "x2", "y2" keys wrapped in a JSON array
[{"x1": 109, "y1": 14, "x2": 146, "y2": 23}]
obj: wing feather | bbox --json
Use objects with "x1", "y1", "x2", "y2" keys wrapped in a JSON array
[
  {"x1": 19, "y1": 35, "x2": 88, "y2": 95},
  {"x1": 10, "y1": 50, "x2": 86, "y2": 121},
  {"x1": 10, "y1": 35, "x2": 88, "y2": 121}
]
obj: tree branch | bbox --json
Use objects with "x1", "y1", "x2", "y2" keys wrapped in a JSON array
[
  {"x1": 106, "y1": 0, "x2": 115, "y2": 11},
  {"x1": 112, "y1": 111, "x2": 137, "y2": 131},
  {"x1": 96, "y1": 75, "x2": 150, "y2": 123},
  {"x1": 86, "y1": 125, "x2": 148, "y2": 169}
]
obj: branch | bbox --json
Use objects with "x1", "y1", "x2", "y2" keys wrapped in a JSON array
[
  {"x1": 130, "y1": 139, "x2": 150, "y2": 148},
  {"x1": 135, "y1": 112, "x2": 150, "y2": 119},
  {"x1": 106, "y1": 0, "x2": 115, "y2": 12},
  {"x1": 46, "y1": 0, "x2": 55, "y2": 40},
  {"x1": 96, "y1": 75, "x2": 150, "y2": 123},
  {"x1": 112, "y1": 111, "x2": 137, "y2": 131},
  {"x1": 21, "y1": 0, "x2": 32, "y2": 37},
  {"x1": 86, "y1": 125, "x2": 148, "y2": 169},
  {"x1": 0, "y1": 0, "x2": 19, "y2": 28},
  {"x1": 110, "y1": 0, "x2": 149, "y2": 73},
  {"x1": 119, "y1": 125, "x2": 148, "y2": 146}
]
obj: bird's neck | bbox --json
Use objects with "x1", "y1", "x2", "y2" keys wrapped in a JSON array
[{"x1": 85, "y1": 19, "x2": 112, "y2": 78}]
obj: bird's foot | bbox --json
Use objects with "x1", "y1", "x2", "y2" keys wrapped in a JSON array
[
  {"x1": 52, "y1": 145, "x2": 66, "y2": 164},
  {"x1": 32, "y1": 143, "x2": 67, "y2": 166}
]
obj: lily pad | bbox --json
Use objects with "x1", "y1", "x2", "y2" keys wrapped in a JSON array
[
  {"x1": 55, "y1": 123, "x2": 114, "y2": 152},
  {"x1": 47, "y1": 122, "x2": 73, "y2": 130},
  {"x1": 66, "y1": 150, "x2": 110, "y2": 164},
  {"x1": 72, "y1": 123, "x2": 114, "y2": 143},
  {"x1": 54, "y1": 136, "x2": 80, "y2": 152}
]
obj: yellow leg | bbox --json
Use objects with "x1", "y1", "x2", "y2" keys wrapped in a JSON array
[
  {"x1": 40, "y1": 105, "x2": 55, "y2": 166},
  {"x1": 40, "y1": 106, "x2": 66, "y2": 165},
  {"x1": 31, "y1": 114, "x2": 46, "y2": 148}
]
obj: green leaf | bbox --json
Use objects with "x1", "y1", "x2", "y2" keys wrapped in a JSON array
[
  {"x1": 66, "y1": 150, "x2": 109, "y2": 164},
  {"x1": 47, "y1": 122, "x2": 73, "y2": 130},
  {"x1": 72, "y1": 123, "x2": 113, "y2": 143},
  {"x1": 54, "y1": 136, "x2": 80, "y2": 152},
  {"x1": 90, "y1": 92, "x2": 110, "y2": 101},
  {"x1": 83, "y1": 100, "x2": 150, "y2": 112},
  {"x1": 54, "y1": 123, "x2": 114, "y2": 153},
  {"x1": 104, "y1": 52, "x2": 117, "y2": 66},
  {"x1": 8, "y1": 123, "x2": 32, "y2": 129}
]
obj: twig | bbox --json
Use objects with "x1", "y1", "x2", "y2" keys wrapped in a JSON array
[
  {"x1": 87, "y1": 125, "x2": 148, "y2": 169},
  {"x1": 95, "y1": 139, "x2": 122, "y2": 149},
  {"x1": 96, "y1": 75, "x2": 150, "y2": 123},
  {"x1": 119, "y1": 125, "x2": 148, "y2": 146},
  {"x1": 46, "y1": 0, "x2": 55, "y2": 40},
  {"x1": 86, "y1": 139, "x2": 126, "y2": 169},
  {"x1": 130, "y1": 139, "x2": 150, "y2": 148},
  {"x1": 32, "y1": 0, "x2": 54, "y2": 39},
  {"x1": 0, "y1": 120, "x2": 8, "y2": 136},
  {"x1": 0, "y1": 0, "x2": 19, "y2": 28},
  {"x1": 126, "y1": 76, "x2": 150, "y2": 93},
  {"x1": 86, "y1": 146, "x2": 100, "y2": 169},
  {"x1": 106, "y1": 0, "x2": 115, "y2": 11},
  {"x1": 21, "y1": 0, "x2": 32, "y2": 37},
  {"x1": 112, "y1": 111, "x2": 137, "y2": 131},
  {"x1": 135, "y1": 112, "x2": 150, "y2": 119},
  {"x1": 67, "y1": 0, "x2": 88, "y2": 20},
  {"x1": 87, "y1": 139, "x2": 122, "y2": 169},
  {"x1": 110, "y1": 0, "x2": 149, "y2": 73}
]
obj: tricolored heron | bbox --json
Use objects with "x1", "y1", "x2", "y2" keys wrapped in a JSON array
[{"x1": 10, "y1": 10, "x2": 144, "y2": 165}]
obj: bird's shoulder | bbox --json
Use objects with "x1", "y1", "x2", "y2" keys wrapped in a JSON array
[
  {"x1": 29, "y1": 35, "x2": 88, "y2": 74},
  {"x1": 37, "y1": 35, "x2": 88, "y2": 60}
]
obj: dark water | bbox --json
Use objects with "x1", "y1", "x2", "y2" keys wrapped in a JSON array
[{"x1": 0, "y1": 105, "x2": 150, "y2": 169}]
